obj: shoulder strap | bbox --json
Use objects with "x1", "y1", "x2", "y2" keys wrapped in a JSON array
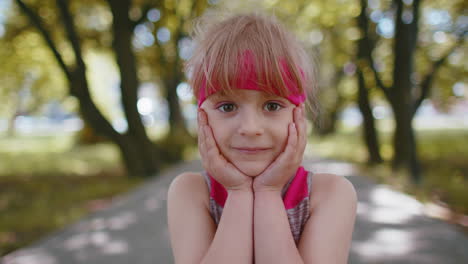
[
  {"x1": 201, "y1": 171, "x2": 212, "y2": 193},
  {"x1": 283, "y1": 166, "x2": 309, "y2": 210},
  {"x1": 307, "y1": 170, "x2": 313, "y2": 195},
  {"x1": 206, "y1": 172, "x2": 228, "y2": 207}
]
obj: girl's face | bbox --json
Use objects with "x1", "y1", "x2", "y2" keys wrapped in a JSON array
[{"x1": 200, "y1": 89, "x2": 295, "y2": 177}]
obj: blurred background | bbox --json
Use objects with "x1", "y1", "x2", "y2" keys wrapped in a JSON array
[{"x1": 0, "y1": 0, "x2": 467, "y2": 259}]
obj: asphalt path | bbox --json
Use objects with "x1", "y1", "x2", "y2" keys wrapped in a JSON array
[{"x1": 3, "y1": 158, "x2": 468, "y2": 264}]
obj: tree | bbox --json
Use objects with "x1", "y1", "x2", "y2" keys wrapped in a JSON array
[
  {"x1": 355, "y1": 0, "x2": 383, "y2": 164},
  {"x1": 260, "y1": 0, "x2": 358, "y2": 136},
  {"x1": 0, "y1": 15, "x2": 68, "y2": 136},
  {"x1": 15, "y1": 0, "x2": 159, "y2": 177},
  {"x1": 129, "y1": 0, "x2": 207, "y2": 160},
  {"x1": 360, "y1": 0, "x2": 467, "y2": 182}
]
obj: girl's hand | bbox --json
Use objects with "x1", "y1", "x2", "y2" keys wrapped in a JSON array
[
  {"x1": 198, "y1": 109, "x2": 253, "y2": 192},
  {"x1": 252, "y1": 105, "x2": 307, "y2": 193}
]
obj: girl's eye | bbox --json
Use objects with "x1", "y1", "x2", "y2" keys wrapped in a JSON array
[
  {"x1": 264, "y1": 102, "x2": 282, "y2": 112},
  {"x1": 217, "y1": 103, "x2": 237, "y2": 113}
]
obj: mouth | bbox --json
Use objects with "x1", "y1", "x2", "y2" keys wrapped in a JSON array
[{"x1": 232, "y1": 147, "x2": 271, "y2": 154}]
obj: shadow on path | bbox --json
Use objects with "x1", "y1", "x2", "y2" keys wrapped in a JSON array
[{"x1": 2, "y1": 158, "x2": 467, "y2": 264}]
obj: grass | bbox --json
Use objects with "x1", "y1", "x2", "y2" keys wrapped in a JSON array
[
  {"x1": 0, "y1": 134, "x2": 119, "y2": 176},
  {"x1": 309, "y1": 126, "x2": 468, "y2": 221},
  {"x1": 0, "y1": 134, "x2": 145, "y2": 256},
  {"x1": 1, "y1": 127, "x2": 467, "y2": 255}
]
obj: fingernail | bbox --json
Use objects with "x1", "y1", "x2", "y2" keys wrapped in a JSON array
[{"x1": 202, "y1": 112, "x2": 207, "y2": 123}]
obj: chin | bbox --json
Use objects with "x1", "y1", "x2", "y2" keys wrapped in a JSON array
[{"x1": 234, "y1": 160, "x2": 270, "y2": 177}]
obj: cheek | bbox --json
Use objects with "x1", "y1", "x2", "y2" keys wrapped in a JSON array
[
  {"x1": 278, "y1": 127, "x2": 289, "y2": 147},
  {"x1": 206, "y1": 117, "x2": 227, "y2": 146}
]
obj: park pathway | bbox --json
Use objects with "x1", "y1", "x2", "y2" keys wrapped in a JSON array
[{"x1": 2, "y1": 157, "x2": 468, "y2": 264}]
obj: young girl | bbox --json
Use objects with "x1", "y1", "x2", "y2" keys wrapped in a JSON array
[{"x1": 167, "y1": 12, "x2": 357, "y2": 264}]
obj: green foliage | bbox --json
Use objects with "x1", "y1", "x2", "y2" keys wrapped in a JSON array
[
  {"x1": 0, "y1": 134, "x2": 119, "y2": 176},
  {"x1": 0, "y1": 1, "x2": 70, "y2": 116},
  {"x1": 0, "y1": 31, "x2": 67, "y2": 116},
  {"x1": 417, "y1": 130, "x2": 468, "y2": 213}
]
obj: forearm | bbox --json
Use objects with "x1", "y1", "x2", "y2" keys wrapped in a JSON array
[
  {"x1": 254, "y1": 191, "x2": 303, "y2": 264},
  {"x1": 201, "y1": 189, "x2": 253, "y2": 264}
]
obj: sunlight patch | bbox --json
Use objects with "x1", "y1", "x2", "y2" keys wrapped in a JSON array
[{"x1": 353, "y1": 228, "x2": 414, "y2": 258}]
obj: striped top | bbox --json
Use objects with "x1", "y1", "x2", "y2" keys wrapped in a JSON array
[{"x1": 202, "y1": 166, "x2": 313, "y2": 244}]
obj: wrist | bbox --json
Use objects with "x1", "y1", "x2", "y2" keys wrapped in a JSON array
[
  {"x1": 253, "y1": 189, "x2": 283, "y2": 205},
  {"x1": 252, "y1": 183, "x2": 283, "y2": 194},
  {"x1": 227, "y1": 188, "x2": 254, "y2": 202},
  {"x1": 253, "y1": 188, "x2": 282, "y2": 196},
  {"x1": 227, "y1": 187, "x2": 253, "y2": 195}
]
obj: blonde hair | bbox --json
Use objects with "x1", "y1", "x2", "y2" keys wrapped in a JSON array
[{"x1": 184, "y1": 11, "x2": 317, "y2": 114}]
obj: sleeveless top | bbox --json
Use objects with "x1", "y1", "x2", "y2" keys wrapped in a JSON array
[{"x1": 202, "y1": 166, "x2": 313, "y2": 244}]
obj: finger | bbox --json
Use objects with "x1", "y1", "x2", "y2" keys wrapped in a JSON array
[
  {"x1": 203, "y1": 124, "x2": 223, "y2": 164},
  {"x1": 197, "y1": 111, "x2": 205, "y2": 146},
  {"x1": 294, "y1": 106, "x2": 307, "y2": 158},
  {"x1": 287, "y1": 122, "x2": 298, "y2": 152},
  {"x1": 301, "y1": 106, "x2": 308, "y2": 147},
  {"x1": 203, "y1": 124, "x2": 236, "y2": 177},
  {"x1": 300, "y1": 106, "x2": 308, "y2": 152},
  {"x1": 197, "y1": 111, "x2": 203, "y2": 141},
  {"x1": 199, "y1": 109, "x2": 208, "y2": 126},
  {"x1": 293, "y1": 107, "x2": 302, "y2": 144},
  {"x1": 198, "y1": 124, "x2": 208, "y2": 164},
  {"x1": 198, "y1": 110, "x2": 210, "y2": 149},
  {"x1": 197, "y1": 111, "x2": 204, "y2": 148},
  {"x1": 267, "y1": 122, "x2": 298, "y2": 172},
  {"x1": 198, "y1": 112, "x2": 212, "y2": 165},
  {"x1": 277, "y1": 123, "x2": 298, "y2": 161},
  {"x1": 200, "y1": 110, "x2": 219, "y2": 159}
]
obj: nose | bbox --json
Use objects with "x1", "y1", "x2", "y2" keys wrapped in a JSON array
[{"x1": 237, "y1": 110, "x2": 264, "y2": 136}]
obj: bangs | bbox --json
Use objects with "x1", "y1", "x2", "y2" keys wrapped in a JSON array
[{"x1": 185, "y1": 12, "x2": 315, "y2": 104}]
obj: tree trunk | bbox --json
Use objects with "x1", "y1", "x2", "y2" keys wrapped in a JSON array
[
  {"x1": 159, "y1": 29, "x2": 194, "y2": 162},
  {"x1": 71, "y1": 73, "x2": 157, "y2": 177},
  {"x1": 357, "y1": 70, "x2": 383, "y2": 164},
  {"x1": 312, "y1": 70, "x2": 344, "y2": 136},
  {"x1": 356, "y1": 0, "x2": 383, "y2": 164},
  {"x1": 107, "y1": 0, "x2": 159, "y2": 176},
  {"x1": 313, "y1": 108, "x2": 339, "y2": 136},
  {"x1": 164, "y1": 74, "x2": 187, "y2": 135},
  {"x1": 162, "y1": 72, "x2": 194, "y2": 162},
  {"x1": 361, "y1": 0, "x2": 461, "y2": 183},
  {"x1": 390, "y1": 0, "x2": 421, "y2": 183},
  {"x1": 390, "y1": 98, "x2": 421, "y2": 181},
  {"x1": 16, "y1": 0, "x2": 160, "y2": 177},
  {"x1": 7, "y1": 113, "x2": 17, "y2": 137},
  {"x1": 77, "y1": 122, "x2": 108, "y2": 144}
]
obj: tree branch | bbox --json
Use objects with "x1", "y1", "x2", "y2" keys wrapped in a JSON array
[
  {"x1": 56, "y1": 0, "x2": 85, "y2": 70},
  {"x1": 2, "y1": 23, "x2": 32, "y2": 41},
  {"x1": 359, "y1": 0, "x2": 392, "y2": 99},
  {"x1": 413, "y1": 29, "x2": 467, "y2": 115},
  {"x1": 15, "y1": 0, "x2": 71, "y2": 81}
]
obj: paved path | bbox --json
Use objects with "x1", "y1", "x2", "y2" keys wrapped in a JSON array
[{"x1": 2, "y1": 158, "x2": 468, "y2": 264}]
